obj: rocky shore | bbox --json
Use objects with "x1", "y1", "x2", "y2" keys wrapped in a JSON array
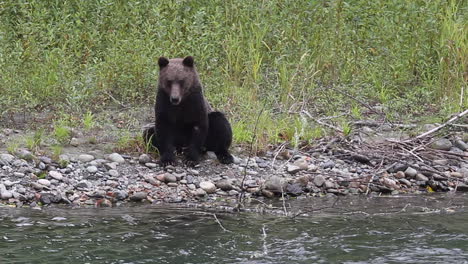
[{"x1": 0, "y1": 126, "x2": 467, "y2": 209}]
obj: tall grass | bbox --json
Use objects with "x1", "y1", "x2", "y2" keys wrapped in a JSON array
[{"x1": 0, "y1": 0, "x2": 466, "y2": 145}]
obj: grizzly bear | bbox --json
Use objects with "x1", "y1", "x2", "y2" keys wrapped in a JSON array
[{"x1": 144, "y1": 56, "x2": 234, "y2": 166}]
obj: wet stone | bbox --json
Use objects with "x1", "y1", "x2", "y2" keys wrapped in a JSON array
[
  {"x1": 78, "y1": 154, "x2": 95, "y2": 163},
  {"x1": 404, "y1": 167, "x2": 418, "y2": 178},
  {"x1": 264, "y1": 176, "x2": 287, "y2": 193},
  {"x1": 430, "y1": 138, "x2": 452, "y2": 151},
  {"x1": 49, "y1": 171, "x2": 63, "y2": 181},
  {"x1": 415, "y1": 174, "x2": 429, "y2": 182},
  {"x1": 313, "y1": 175, "x2": 325, "y2": 187},
  {"x1": 108, "y1": 153, "x2": 125, "y2": 164},
  {"x1": 130, "y1": 191, "x2": 147, "y2": 201},
  {"x1": 200, "y1": 181, "x2": 216, "y2": 194},
  {"x1": 139, "y1": 154, "x2": 152, "y2": 164}
]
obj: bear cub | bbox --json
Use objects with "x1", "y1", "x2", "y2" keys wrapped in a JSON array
[{"x1": 144, "y1": 56, "x2": 234, "y2": 166}]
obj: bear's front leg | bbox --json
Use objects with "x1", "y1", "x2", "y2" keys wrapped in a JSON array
[
  {"x1": 184, "y1": 124, "x2": 207, "y2": 166},
  {"x1": 155, "y1": 122, "x2": 176, "y2": 166}
]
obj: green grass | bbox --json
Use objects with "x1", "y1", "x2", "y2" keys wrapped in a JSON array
[{"x1": 0, "y1": 0, "x2": 466, "y2": 147}]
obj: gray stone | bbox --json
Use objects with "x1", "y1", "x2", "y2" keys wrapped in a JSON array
[
  {"x1": 3, "y1": 180, "x2": 16, "y2": 187},
  {"x1": 313, "y1": 175, "x2": 326, "y2": 187},
  {"x1": 78, "y1": 154, "x2": 95, "y2": 163},
  {"x1": 167, "y1": 182, "x2": 178, "y2": 187},
  {"x1": 382, "y1": 178, "x2": 398, "y2": 189},
  {"x1": 130, "y1": 191, "x2": 147, "y2": 201},
  {"x1": 430, "y1": 138, "x2": 452, "y2": 151},
  {"x1": 264, "y1": 176, "x2": 287, "y2": 193},
  {"x1": 404, "y1": 167, "x2": 418, "y2": 178},
  {"x1": 394, "y1": 171, "x2": 406, "y2": 179},
  {"x1": 86, "y1": 166, "x2": 98, "y2": 173},
  {"x1": 164, "y1": 174, "x2": 177, "y2": 183},
  {"x1": 1, "y1": 190, "x2": 13, "y2": 200},
  {"x1": 105, "y1": 162, "x2": 118, "y2": 170},
  {"x1": 139, "y1": 154, "x2": 152, "y2": 164},
  {"x1": 194, "y1": 188, "x2": 207, "y2": 197},
  {"x1": 145, "y1": 163, "x2": 158, "y2": 169},
  {"x1": 286, "y1": 183, "x2": 303, "y2": 195},
  {"x1": 37, "y1": 179, "x2": 51, "y2": 186},
  {"x1": 286, "y1": 164, "x2": 302, "y2": 174},
  {"x1": 200, "y1": 181, "x2": 217, "y2": 194},
  {"x1": 15, "y1": 149, "x2": 34, "y2": 160},
  {"x1": 114, "y1": 190, "x2": 128, "y2": 200},
  {"x1": 308, "y1": 164, "x2": 318, "y2": 172},
  {"x1": 0, "y1": 153, "x2": 15, "y2": 163},
  {"x1": 75, "y1": 181, "x2": 91, "y2": 189},
  {"x1": 433, "y1": 159, "x2": 448, "y2": 166},
  {"x1": 48, "y1": 171, "x2": 63, "y2": 181},
  {"x1": 454, "y1": 140, "x2": 468, "y2": 151},
  {"x1": 399, "y1": 178, "x2": 412, "y2": 187},
  {"x1": 216, "y1": 180, "x2": 233, "y2": 191},
  {"x1": 293, "y1": 158, "x2": 309, "y2": 170},
  {"x1": 108, "y1": 153, "x2": 125, "y2": 164},
  {"x1": 324, "y1": 180, "x2": 335, "y2": 189},
  {"x1": 108, "y1": 170, "x2": 119, "y2": 177},
  {"x1": 415, "y1": 174, "x2": 429, "y2": 182},
  {"x1": 321, "y1": 161, "x2": 335, "y2": 169},
  {"x1": 450, "y1": 172, "x2": 463, "y2": 178}
]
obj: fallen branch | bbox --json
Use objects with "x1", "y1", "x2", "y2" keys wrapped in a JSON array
[
  {"x1": 302, "y1": 110, "x2": 343, "y2": 133},
  {"x1": 409, "y1": 109, "x2": 468, "y2": 141}
]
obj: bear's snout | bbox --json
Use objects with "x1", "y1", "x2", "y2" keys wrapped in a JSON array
[
  {"x1": 169, "y1": 84, "x2": 182, "y2": 105},
  {"x1": 170, "y1": 95, "x2": 181, "y2": 105}
]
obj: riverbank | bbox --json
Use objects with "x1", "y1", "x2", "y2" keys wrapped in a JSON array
[{"x1": 1, "y1": 122, "x2": 467, "y2": 209}]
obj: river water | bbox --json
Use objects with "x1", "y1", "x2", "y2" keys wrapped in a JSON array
[{"x1": 1, "y1": 194, "x2": 467, "y2": 264}]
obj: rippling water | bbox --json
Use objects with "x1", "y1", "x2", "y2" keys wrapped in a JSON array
[{"x1": 1, "y1": 194, "x2": 467, "y2": 263}]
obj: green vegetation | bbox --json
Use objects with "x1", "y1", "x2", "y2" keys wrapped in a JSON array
[{"x1": 0, "y1": 0, "x2": 466, "y2": 147}]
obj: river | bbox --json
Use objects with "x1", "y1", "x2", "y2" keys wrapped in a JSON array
[{"x1": 1, "y1": 194, "x2": 467, "y2": 263}]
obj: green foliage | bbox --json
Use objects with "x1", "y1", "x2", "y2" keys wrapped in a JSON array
[
  {"x1": 83, "y1": 111, "x2": 96, "y2": 131},
  {"x1": 25, "y1": 129, "x2": 44, "y2": 152},
  {"x1": 0, "y1": 0, "x2": 466, "y2": 145},
  {"x1": 50, "y1": 144, "x2": 63, "y2": 161},
  {"x1": 53, "y1": 120, "x2": 71, "y2": 144}
]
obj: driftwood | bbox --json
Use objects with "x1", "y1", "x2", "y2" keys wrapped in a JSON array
[{"x1": 409, "y1": 109, "x2": 468, "y2": 141}]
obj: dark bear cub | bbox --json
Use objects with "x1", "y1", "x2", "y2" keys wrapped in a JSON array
[{"x1": 144, "y1": 56, "x2": 234, "y2": 166}]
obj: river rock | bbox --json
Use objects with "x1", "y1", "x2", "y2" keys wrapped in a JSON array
[
  {"x1": 450, "y1": 172, "x2": 463, "y2": 178},
  {"x1": 293, "y1": 158, "x2": 309, "y2": 170},
  {"x1": 108, "y1": 170, "x2": 119, "y2": 177},
  {"x1": 313, "y1": 175, "x2": 326, "y2": 187},
  {"x1": 453, "y1": 140, "x2": 468, "y2": 151},
  {"x1": 139, "y1": 154, "x2": 152, "y2": 164},
  {"x1": 194, "y1": 188, "x2": 207, "y2": 197},
  {"x1": 286, "y1": 164, "x2": 301, "y2": 174},
  {"x1": 37, "y1": 179, "x2": 51, "y2": 187},
  {"x1": 286, "y1": 183, "x2": 303, "y2": 195},
  {"x1": 415, "y1": 174, "x2": 429, "y2": 182},
  {"x1": 399, "y1": 178, "x2": 412, "y2": 187},
  {"x1": 430, "y1": 138, "x2": 452, "y2": 151},
  {"x1": 0, "y1": 153, "x2": 15, "y2": 164},
  {"x1": 49, "y1": 171, "x2": 63, "y2": 181},
  {"x1": 394, "y1": 171, "x2": 405, "y2": 179},
  {"x1": 86, "y1": 166, "x2": 98, "y2": 173},
  {"x1": 264, "y1": 176, "x2": 287, "y2": 193},
  {"x1": 164, "y1": 173, "x2": 177, "y2": 183},
  {"x1": 108, "y1": 153, "x2": 125, "y2": 164},
  {"x1": 381, "y1": 178, "x2": 398, "y2": 189},
  {"x1": 321, "y1": 161, "x2": 335, "y2": 169},
  {"x1": 404, "y1": 167, "x2": 417, "y2": 178},
  {"x1": 130, "y1": 191, "x2": 147, "y2": 201},
  {"x1": 200, "y1": 181, "x2": 216, "y2": 194},
  {"x1": 114, "y1": 190, "x2": 128, "y2": 200},
  {"x1": 216, "y1": 180, "x2": 233, "y2": 191},
  {"x1": 15, "y1": 149, "x2": 34, "y2": 160},
  {"x1": 78, "y1": 154, "x2": 95, "y2": 162}
]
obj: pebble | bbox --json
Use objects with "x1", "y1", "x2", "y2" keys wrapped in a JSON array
[
  {"x1": 415, "y1": 174, "x2": 429, "y2": 182},
  {"x1": 321, "y1": 161, "x2": 335, "y2": 169},
  {"x1": 430, "y1": 138, "x2": 452, "y2": 151},
  {"x1": 194, "y1": 188, "x2": 207, "y2": 197},
  {"x1": 108, "y1": 170, "x2": 119, "y2": 177},
  {"x1": 37, "y1": 179, "x2": 51, "y2": 187},
  {"x1": 313, "y1": 175, "x2": 326, "y2": 187},
  {"x1": 78, "y1": 154, "x2": 95, "y2": 163},
  {"x1": 164, "y1": 174, "x2": 177, "y2": 183},
  {"x1": 86, "y1": 166, "x2": 98, "y2": 173},
  {"x1": 216, "y1": 180, "x2": 233, "y2": 191},
  {"x1": 450, "y1": 172, "x2": 463, "y2": 178},
  {"x1": 145, "y1": 163, "x2": 158, "y2": 169},
  {"x1": 453, "y1": 140, "x2": 468, "y2": 151},
  {"x1": 394, "y1": 171, "x2": 406, "y2": 179},
  {"x1": 286, "y1": 164, "x2": 302, "y2": 174},
  {"x1": 108, "y1": 153, "x2": 125, "y2": 164},
  {"x1": 114, "y1": 190, "x2": 128, "y2": 200},
  {"x1": 0, "y1": 153, "x2": 15, "y2": 163},
  {"x1": 130, "y1": 191, "x2": 147, "y2": 201},
  {"x1": 399, "y1": 178, "x2": 412, "y2": 187},
  {"x1": 200, "y1": 181, "x2": 216, "y2": 194},
  {"x1": 404, "y1": 167, "x2": 417, "y2": 178},
  {"x1": 264, "y1": 176, "x2": 287, "y2": 193},
  {"x1": 139, "y1": 154, "x2": 152, "y2": 164},
  {"x1": 324, "y1": 181, "x2": 335, "y2": 189},
  {"x1": 49, "y1": 171, "x2": 63, "y2": 181}
]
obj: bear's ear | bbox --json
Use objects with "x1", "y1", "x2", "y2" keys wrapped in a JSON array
[
  {"x1": 158, "y1": 57, "x2": 169, "y2": 68},
  {"x1": 182, "y1": 56, "x2": 194, "y2": 67}
]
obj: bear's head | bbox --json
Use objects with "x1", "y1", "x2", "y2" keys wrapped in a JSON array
[{"x1": 158, "y1": 56, "x2": 199, "y2": 106}]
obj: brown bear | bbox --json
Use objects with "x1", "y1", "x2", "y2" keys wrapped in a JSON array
[{"x1": 144, "y1": 56, "x2": 234, "y2": 166}]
